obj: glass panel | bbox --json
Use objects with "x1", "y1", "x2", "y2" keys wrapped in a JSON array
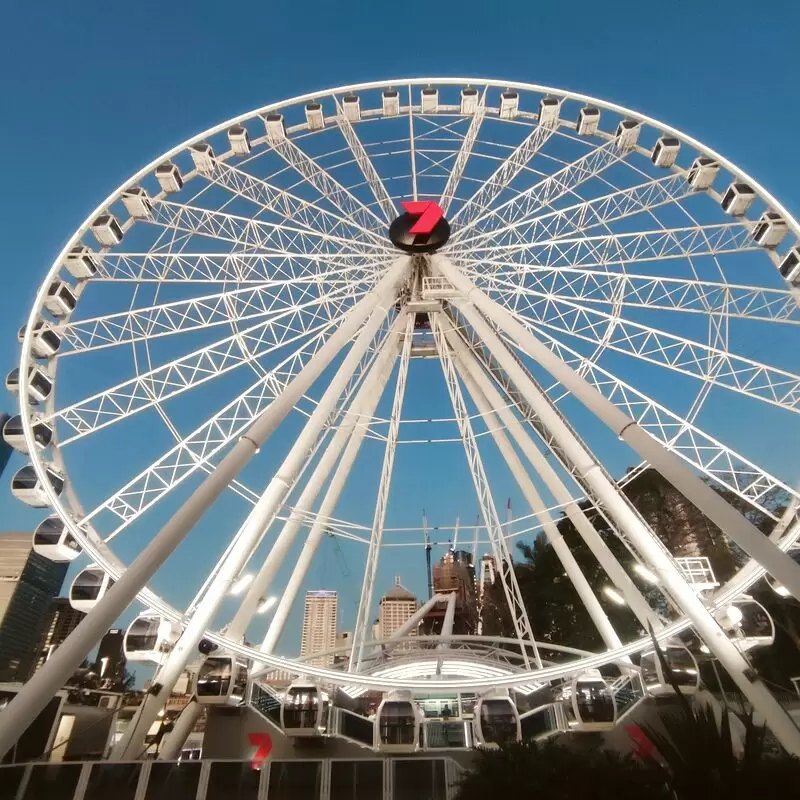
[
  {"x1": 23, "y1": 764, "x2": 82, "y2": 800},
  {"x1": 340, "y1": 710, "x2": 373, "y2": 746},
  {"x1": 0, "y1": 766, "x2": 25, "y2": 800},
  {"x1": 84, "y1": 763, "x2": 141, "y2": 800},
  {"x1": 145, "y1": 762, "x2": 201, "y2": 800},
  {"x1": 424, "y1": 721, "x2": 466, "y2": 748},
  {"x1": 393, "y1": 759, "x2": 446, "y2": 800},
  {"x1": 268, "y1": 761, "x2": 321, "y2": 800},
  {"x1": 330, "y1": 760, "x2": 382, "y2": 800},
  {"x1": 206, "y1": 762, "x2": 260, "y2": 800}
]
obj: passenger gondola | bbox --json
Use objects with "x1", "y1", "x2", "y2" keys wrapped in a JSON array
[
  {"x1": 2, "y1": 414, "x2": 52, "y2": 453},
  {"x1": 69, "y1": 565, "x2": 113, "y2": 612},
  {"x1": 33, "y1": 516, "x2": 81, "y2": 562},
  {"x1": 6, "y1": 366, "x2": 53, "y2": 404},
  {"x1": 124, "y1": 614, "x2": 181, "y2": 663},
  {"x1": 473, "y1": 690, "x2": 521, "y2": 747},
  {"x1": 195, "y1": 654, "x2": 249, "y2": 705},
  {"x1": 565, "y1": 670, "x2": 617, "y2": 731},
  {"x1": 716, "y1": 597, "x2": 775, "y2": 652},
  {"x1": 281, "y1": 680, "x2": 329, "y2": 736},
  {"x1": 11, "y1": 464, "x2": 64, "y2": 507},
  {"x1": 640, "y1": 642, "x2": 699, "y2": 696},
  {"x1": 374, "y1": 690, "x2": 422, "y2": 753}
]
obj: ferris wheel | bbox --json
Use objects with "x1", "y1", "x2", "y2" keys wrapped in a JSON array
[{"x1": 3, "y1": 77, "x2": 800, "y2": 759}]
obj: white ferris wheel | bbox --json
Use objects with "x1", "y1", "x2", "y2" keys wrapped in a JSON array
[{"x1": 3, "y1": 77, "x2": 800, "y2": 759}]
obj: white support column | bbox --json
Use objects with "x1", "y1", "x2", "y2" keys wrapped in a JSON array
[
  {"x1": 112, "y1": 280, "x2": 405, "y2": 761},
  {"x1": 443, "y1": 318, "x2": 658, "y2": 631},
  {"x1": 433, "y1": 256, "x2": 800, "y2": 756},
  {"x1": 386, "y1": 593, "x2": 450, "y2": 648},
  {"x1": 351, "y1": 314, "x2": 415, "y2": 671},
  {"x1": 0, "y1": 257, "x2": 409, "y2": 763},
  {"x1": 450, "y1": 342, "x2": 625, "y2": 651},
  {"x1": 227, "y1": 312, "x2": 409, "y2": 641},
  {"x1": 259, "y1": 316, "x2": 401, "y2": 659},
  {"x1": 438, "y1": 593, "x2": 457, "y2": 649},
  {"x1": 431, "y1": 314, "x2": 540, "y2": 669},
  {"x1": 157, "y1": 697, "x2": 203, "y2": 761}
]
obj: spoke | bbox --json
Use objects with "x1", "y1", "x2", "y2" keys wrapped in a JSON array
[
  {"x1": 449, "y1": 115, "x2": 558, "y2": 227},
  {"x1": 269, "y1": 134, "x2": 387, "y2": 232},
  {"x1": 83, "y1": 318, "x2": 379, "y2": 532},
  {"x1": 93, "y1": 251, "x2": 392, "y2": 283},
  {"x1": 334, "y1": 95, "x2": 396, "y2": 223},
  {"x1": 505, "y1": 296, "x2": 800, "y2": 413},
  {"x1": 431, "y1": 314, "x2": 539, "y2": 668},
  {"x1": 474, "y1": 268, "x2": 800, "y2": 325},
  {"x1": 439, "y1": 89, "x2": 487, "y2": 215},
  {"x1": 48, "y1": 283, "x2": 364, "y2": 441},
  {"x1": 150, "y1": 201, "x2": 389, "y2": 259},
  {"x1": 460, "y1": 222, "x2": 755, "y2": 272},
  {"x1": 208, "y1": 158, "x2": 388, "y2": 245},
  {"x1": 520, "y1": 326, "x2": 799, "y2": 516},
  {"x1": 450, "y1": 138, "x2": 623, "y2": 241},
  {"x1": 457, "y1": 171, "x2": 693, "y2": 249},
  {"x1": 408, "y1": 84, "x2": 418, "y2": 201},
  {"x1": 58, "y1": 273, "x2": 364, "y2": 353}
]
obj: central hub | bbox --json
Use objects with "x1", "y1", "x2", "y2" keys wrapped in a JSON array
[{"x1": 389, "y1": 200, "x2": 450, "y2": 254}]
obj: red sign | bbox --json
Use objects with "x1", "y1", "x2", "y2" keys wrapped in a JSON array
[
  {"x1": 248, "y1": 732, "x2": 273, "y2": 769},
  {"x1": 400, "y1": 200, "x2": 445, "y2": 235}
]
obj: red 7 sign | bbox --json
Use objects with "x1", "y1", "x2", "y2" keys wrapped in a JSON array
[
  {"x1": 401, "y1": 201, "x2": 445, "y2": 235},
  {"x1": 248, "y1": 732, "x2": 273, "y2": 769}
]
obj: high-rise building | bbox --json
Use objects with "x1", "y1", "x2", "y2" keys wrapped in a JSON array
[
  {"x1": 300, "y1": 590, "x2": 337, "y2": 666},
  {"x1": 422, "y1": 550, "x2": 478, "y2": 636},
  {"x1": 35, "y1": 598, "x2": 86, "y2": 670},
  {"x1": 378, "y1": 577, "x2": 418, "y2": 647},
  {"x1": 0, "y1": 532, "x2": 68, "y2": 681},
  {"x1": 95, "y1": 628, "x2": 127, "y2": 689}
]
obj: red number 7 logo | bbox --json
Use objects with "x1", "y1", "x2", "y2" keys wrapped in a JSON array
[
  {"x1": 401, "y1": 201, "x2": 444, "y2": 235},
  {"x1": 248, "y1": 732, "x2": 273, "y2": 769}
]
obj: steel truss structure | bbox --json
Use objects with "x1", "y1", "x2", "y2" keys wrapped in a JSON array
[{"x1": 4, "y1": 78, "x2": 800, "y2": 760}]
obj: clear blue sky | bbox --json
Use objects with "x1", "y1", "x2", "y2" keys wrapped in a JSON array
[{"x1": 0, "y1": 1, "x2": 798, "y2": 667}]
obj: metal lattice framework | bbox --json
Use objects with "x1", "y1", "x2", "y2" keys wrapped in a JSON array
[{"x1": 6, "y1": 78, "x2": 800, "y2": 760}]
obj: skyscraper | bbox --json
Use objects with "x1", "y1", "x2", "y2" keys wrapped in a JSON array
[
  {"x1": 35, "y1": 597, "x2": 86, "y2": 670},
  {"x1": 95, "y1": 628, "x2": 127, "y2": 689},
  {"x1": 378, "y1": 577, "x2": 418, "y2": 647},
  {"x1": 0, "y1": 533, "x2": 68, "y2": 681},
  {"x1": 300, "y1": 590, "x2": 337, "y2": 666},
  {"x1": 422, "y1": 550, "x2": 479, "y2": 636}
]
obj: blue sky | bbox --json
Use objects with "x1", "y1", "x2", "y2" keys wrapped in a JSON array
[{"x1": 0, "y1": 1, "x2": 798, "y2": 669}]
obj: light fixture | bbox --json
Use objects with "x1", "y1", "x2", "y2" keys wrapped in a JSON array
[
  {"x1": 633, "y1": 564, "x2": 659, "y2": 584},
  {"x1": 724, "y1": 604, "x2": 743, "y2": 626},
  {"x1": 257, "y1": 596, "x2": 278, "y2": 614},
  {"x1": 603, "y1": 586, "x2": 627, "y2": 606},
  {"x1": 773, "y1": 584, "x2": 791, "y2": 598},
  {"x1": 229, "y1": 573, "x2": 254, "y2": 596}
]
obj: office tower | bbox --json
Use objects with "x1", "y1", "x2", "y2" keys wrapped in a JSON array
[
  {"x1": 95, "y1": 628, "x2": 127, "y2": 689},
  {"x1": 300, "y1": 590, "x2": 337, "y2": 666},
  {"x1": 378, "y1": 577, "x2": 418, "y2": 648},
  {"x1": 0, "y1": 532, "x2": 68, "y2": 681},
  {"x1": 36, "y1": 597, "x2": 86, "y2": 670}
]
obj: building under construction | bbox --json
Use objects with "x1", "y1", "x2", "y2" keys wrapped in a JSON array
[{"x1": 420, "y1": 550, "x2": 479, "y2": 636}]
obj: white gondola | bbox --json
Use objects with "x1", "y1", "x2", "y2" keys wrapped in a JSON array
[
  {"x1": 6, "y1": 366, "x2": 53, "y2": 404},
  {"x1": 768, "y1": 549, "x2": 800, "y2": 596},
  {"x1": 652, "y1": 136, "x2": 680, "y2": 168},
  {"x1": 64, "y1": 245, "x2": 100, "y2": 280},
  {"x1": 715, "y1": 597, "x2": 775, "y2": 652},
  {"x1": 460, "y1": 87, "x2": 479, "y2": 115},
  {"x1": 44, "y1": 281, "x2": 77, "y2": 318},
  {"x1": 190, "y1": 143, "x2": 215, "y2": 176},
  {"x1": 499, "y1": 90, "x2": 519, "y2": 120},
  {"x1": 752, "y1": 212, "x2": 788, "y2": 248},
  {"x1": 421, "y1": 87, "x2": 438, "y2": 114},
  {"x1": 91, "y1": 215, "x2": 124, "y2": 247},
  {"x1": 565, "y1": 670, "x2": 617, "y2": 731},
  {"x1": 375, "y1": 690, "x2": 423, "y2": 753},
  {"x1": 69, "y1": 565, "x2": 113, "y2": 612},
  {"x1": 156, "y1": 162, "x2": 184, "y2": 193},
  {"x1": 305, "y1": 102, "x2": 324, "y2": 130},
  {"x1": 195, "y1": 654, "x2": 249, "y2": 705},
  {"x1": 11, "y1": 464, "x2": 64, "y2": 508},
  {"x1": 473, "y1": 690, "x2": 521, "y2": 747},
  {"x1": 123, "y1": 614, "x2": 181, "y2": 663},
  {"x1": 228, "y1": 125, "x2": 251, "y2": 155},
  {"x1": 576, "y1": 106, "x2": 600, "y2": 136},
  {"x1": 687, "y1": 156, "x2": 719, "y2": 190},
  {"x1": 721, "y1": 183, "x2": 755, "y2": 216},
  {"x1": 18, "y1": 322, "x2": 61, "y2": 358},
  {"x1": 538, "y1": 96, "x2": 560, "y2": 127},
  {"x1": 281, "y1": 680, "x2": 329, "y2": 736},
  {"x1": 121, "y1": 187, "x2": 153, "y2": 220},
  {"x1": 2, "y1": 414, "x2": 53, "y2": 453},
  {"x1": 640, "y1": 642, "x2": 699, "y2": 696},
  {"x1": 615, "y1": 119, "x2": 640, "y2": 150},
  {"x1": 779, "y1": 246, "x2": 800, "y2": 285},
  {"x1": 33, "y1": 516, "x2": 81, "y2": 562},
  {"x1": 382, "y1": 89, "x2": 400, "y2": 117},
  {"x1": 342, "y1": 95, "x2": 360, "y2": 123},
  {"x1": 264, "y1": 113, "x2": 287, "y2": 143}
]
